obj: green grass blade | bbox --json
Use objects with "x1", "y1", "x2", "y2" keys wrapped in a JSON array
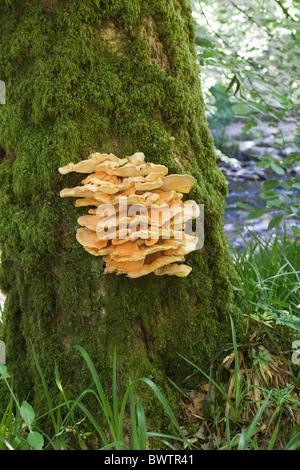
[
  {"x1": 137, "y1": 400, "x2": 147, "y2": 450},
  {"x1": 112, "y1": 348, "x2": 119, "y2": 430},
  {"x1": 178, "y1": 354, "x2": 236, "y2": 418},
  {"x1": 267, "y1": 418, "x2": 280, "y2": 450},
  {"x1": 30, "y1": 341, "x2": 56, "y2": 431},
  {"x1": 72, "y1": 345, "x2": 115, "y2": 436},
  {"x1": 0, "y1": 435, "x2": 15, "y2": 450},
  {"x1": 284, "y1": 432, "x2": 300, "y2": 450},
  {"x1": 129, "y1": 385, "x2": 139, "y2": 450},
  {"x1": 237, "y1": 393, "x2": 271, "y2": 450},
  {"x1": 100, "y1": 441, "x2": 126, "y2": 450}
]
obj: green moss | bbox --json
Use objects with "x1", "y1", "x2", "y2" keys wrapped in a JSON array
[{"x1": 0, "y1": 0, "x2": 243, "y2": 442}]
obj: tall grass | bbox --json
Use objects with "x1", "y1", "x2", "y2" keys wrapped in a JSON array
[
  {"x1": 230, "y1": 230, "x2": 300, "y2": 331},
  {"x1": 1, "y1": 316, "x2": 299, "y2": 450},
  {"x1": 0, "y1": 344, "x2": 191, "y2": 450},
  {"x1": 179, "y1": 317, "x2": 300, "y2": 450}
]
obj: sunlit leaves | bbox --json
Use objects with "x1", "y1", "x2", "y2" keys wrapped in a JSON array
[{"x1": 193, "y1": 0, "x2": 300, "y2": 231}]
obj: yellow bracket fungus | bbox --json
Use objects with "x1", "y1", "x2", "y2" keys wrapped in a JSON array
[{"x1": 59, "y1": 152, "x2": 199, "y2": 278}]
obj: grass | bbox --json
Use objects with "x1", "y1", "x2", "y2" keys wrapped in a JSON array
[
  {"x1": 0, "y1": 343, "x2": 192, "y2": 450},
  {"x1": 0, "y1": 231, "x2": 299, "y2": 450},
  {"x1": 178, "y1": 231, "x2": 300, "y2": 450},
  {"x1": 179, "y1": 315, "x2": 300, "y2": 450}
]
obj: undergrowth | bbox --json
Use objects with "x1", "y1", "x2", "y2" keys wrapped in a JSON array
[{"x1": 0, "y1": 232, "x2": 299, "y2": 450}]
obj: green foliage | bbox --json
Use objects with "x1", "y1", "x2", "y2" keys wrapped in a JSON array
[
  {"x1": 206, "y1": 85, "x2": 237, "y2": 154},
  {"x1": 0, "y1": 0, "x2": 298, "y2": 453},
  {"x1": 179, "y1": 318, "x2": 250, "y2": 425},
  {"x1": 0, "y1": 344, "x2": 190, "y2": 450},
  {"x1": 68, "y1": 345, "x2": 190, "y2": 450},
  {"x1": 0, "y1": 364, "x2": 46, "y2": 450},
  {"x1": 194, "y1": 0, "x2": 299, "y2": 126},
  {"x1": 193, "y1": 0, "x2": 300, "y2": 227},
  {"x1": 179, "y1": 317, "x2": 300, "y2": 450},
  {"x1": 230, "y1": 230, "x2": 300, "y2": 325},
  {"x1": 0, "y1": 315, "x2": 299, "y2": 450},
  {"x1": 1, "y1": 225, "x2": 299, "y2": 450}
]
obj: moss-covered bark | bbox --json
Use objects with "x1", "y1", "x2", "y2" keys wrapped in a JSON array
[{"x1": 0, "y1": 0, "x2": 243, "y2": 435}]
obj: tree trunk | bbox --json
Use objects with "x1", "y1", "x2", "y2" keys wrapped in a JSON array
[{"x1": 0, "y1": 0, "x2": 243, "y2": 431}]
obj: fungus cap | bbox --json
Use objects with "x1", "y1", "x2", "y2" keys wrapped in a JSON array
[{"x1": 59, "y1": 151, "x2": 199, "y2": 277}]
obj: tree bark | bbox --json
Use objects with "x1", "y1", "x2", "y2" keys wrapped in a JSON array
[{"x1": 0, "y1": 0, "x2": 243, "y2": 431}]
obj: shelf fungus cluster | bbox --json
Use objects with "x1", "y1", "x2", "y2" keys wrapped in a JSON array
[{"x1": 59, "y1": 152, "x2": 200, "y2": 278}]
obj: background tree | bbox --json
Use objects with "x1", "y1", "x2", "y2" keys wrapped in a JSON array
[{"x1": 0, "y1": 0, "x2": 242, "y2": 429}]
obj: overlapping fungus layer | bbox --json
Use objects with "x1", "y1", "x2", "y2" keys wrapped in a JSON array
[{"x1": 59, "y1": 152, "x2": 199, "y2": 278}]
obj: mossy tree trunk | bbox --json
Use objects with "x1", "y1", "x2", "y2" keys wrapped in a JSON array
[{"x1": 0, "y1": 0, "x2": 243, "y2": 432}]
